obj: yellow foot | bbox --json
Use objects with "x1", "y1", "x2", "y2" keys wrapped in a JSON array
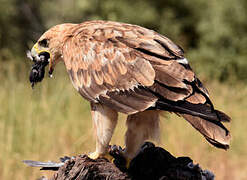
[
  {"x1": 125, "y1": 158, "x2": 131, "y2": 169},
  {"x1": 118, "y1": 150, "x2": 132, "y2": 169},
  {"x1": 88, "y1": 151, "x2": 114, "y2": 162}
]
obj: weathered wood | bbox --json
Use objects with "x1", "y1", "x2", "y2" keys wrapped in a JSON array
[
  {"x1": 51, "y1": 155, "x2": 129, "y2": 180},
  {"x1": 28, "y1": 142, "x2": 214, "y2": 180}
]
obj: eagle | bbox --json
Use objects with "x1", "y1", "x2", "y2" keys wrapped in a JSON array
[{"x1": 28, "y1": 20, "x2": 231, "y2": 166}]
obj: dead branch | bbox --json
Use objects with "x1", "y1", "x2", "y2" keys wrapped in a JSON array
[{"x1": 24, "y1": 142, "x2": 214, "y2": 180}]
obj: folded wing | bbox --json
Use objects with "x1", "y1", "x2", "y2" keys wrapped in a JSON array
[{"x1": 62, "y1": 21, "x2": 231, "y2": 149}]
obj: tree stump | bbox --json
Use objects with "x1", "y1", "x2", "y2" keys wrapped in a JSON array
[{"x1": 25, "y1": 142, "x2": 215, "y2": 180}]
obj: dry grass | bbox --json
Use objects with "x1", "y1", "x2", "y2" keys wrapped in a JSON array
[{"x1": 0, "y1": 61, "x2": 246, "y2": 179}]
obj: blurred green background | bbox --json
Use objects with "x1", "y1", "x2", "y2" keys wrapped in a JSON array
[{"x1": 0, "y1": 0, "x2": 246, "y2": 179}]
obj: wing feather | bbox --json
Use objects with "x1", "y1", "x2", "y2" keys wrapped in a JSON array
[{"x1": 63, "y1": 26, "x2": 157, "y2": 113}]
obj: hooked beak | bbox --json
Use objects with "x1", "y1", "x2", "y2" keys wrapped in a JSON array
[{"x1": 31, "y1": 43, "x2": 53, "y2": 77}]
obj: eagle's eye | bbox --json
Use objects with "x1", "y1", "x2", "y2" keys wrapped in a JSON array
[{"x1": 39, "y1": 39, "x2": 49, "y2": 48}]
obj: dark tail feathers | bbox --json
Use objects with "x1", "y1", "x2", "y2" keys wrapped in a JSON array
[{"x1": 155, "y1": 100, "x2": 231, "y2": 150}]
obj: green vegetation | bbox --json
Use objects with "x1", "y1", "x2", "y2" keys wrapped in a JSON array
[{"x1": 0, "y1": 0, "x2": 246, "y2": 179}]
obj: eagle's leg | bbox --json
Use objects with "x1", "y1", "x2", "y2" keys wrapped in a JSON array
[
  {"x1": 124, "y1": 110, "x2": 160, "y2": 167},
  {"x1": 89, "y1": 103, "x2": 118, "y2": 161}
]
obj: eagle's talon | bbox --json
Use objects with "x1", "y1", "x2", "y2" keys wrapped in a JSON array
[
  {"x1": 125, "y1": 158, "x2": 131, "y2": 169},
  {"x1": 109, "y1": 146, "x2": 132, "y2": 170},
  {"x1": 88, "y1": 151, "x2": 114, "y2": 162}
]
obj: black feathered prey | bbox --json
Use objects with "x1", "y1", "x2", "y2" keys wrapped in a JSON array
[{"x1": 27, "y1": 51, "x2": 50, "y2": 88}]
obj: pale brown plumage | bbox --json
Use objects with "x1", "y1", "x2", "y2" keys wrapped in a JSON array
[{"x1": 30, "y1": 20, "x2": 231, "y2": 163}]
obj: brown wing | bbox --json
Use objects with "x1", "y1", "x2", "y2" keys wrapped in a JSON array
[
  {"x1": 62, "y1": 21, "x2": 196, "y2": 113},
  {"x1": 62, "y1": 21, "x2": 230, "y2": 149},
  {"x1": 62, "y1": 22, "x2": 161, "y2": 114}
]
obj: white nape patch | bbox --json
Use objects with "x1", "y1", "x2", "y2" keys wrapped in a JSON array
[{"x1": 177, "y1": 58, "x2": 188, "y2": 64}]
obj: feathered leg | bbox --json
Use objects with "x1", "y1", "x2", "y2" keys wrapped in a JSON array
[
  {"x1": 89, "y1": 103, "x2": 118, "y2": 160},
  {"x1": 124, "y1": 110, "x2": 160, "y2": 161}
]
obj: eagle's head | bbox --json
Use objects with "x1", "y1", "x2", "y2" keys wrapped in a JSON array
[{"x1": 28, "y1": 23, "x2": 76, "y2": 87}]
